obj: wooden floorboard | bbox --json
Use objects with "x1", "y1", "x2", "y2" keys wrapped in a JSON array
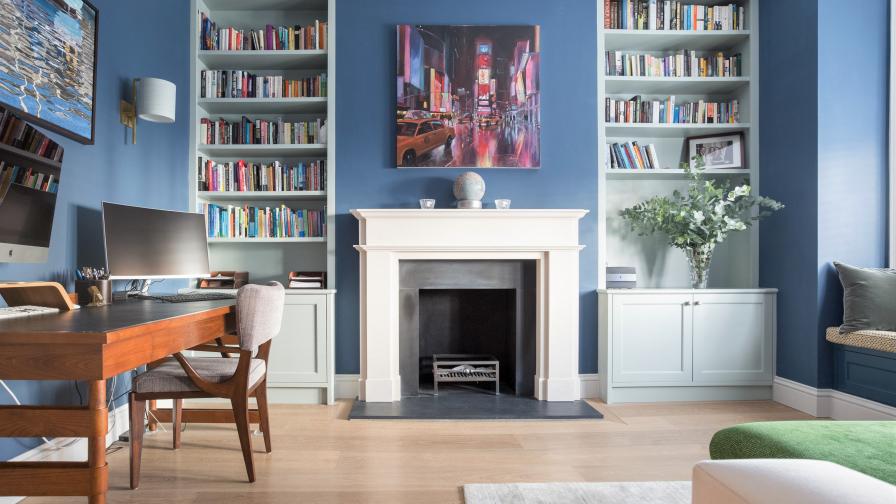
[{"x1": 24, "y1": 399, "x2": 811, "y2": 503}]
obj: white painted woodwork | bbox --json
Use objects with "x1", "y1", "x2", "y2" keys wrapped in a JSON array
[
  {"x1": 353, "y1": 209, "x2": 588, "y2": 402},
  {"x1": 599, "y1": 288, "x2": 776, "y2": 403}
]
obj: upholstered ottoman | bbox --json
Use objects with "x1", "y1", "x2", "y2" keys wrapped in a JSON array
[
  {"x1": 709, "y1": 421, "x2": 896, "y2": 484},
  {"x1": 693, "y1": 459, "x2": 896, "y2": 504}
]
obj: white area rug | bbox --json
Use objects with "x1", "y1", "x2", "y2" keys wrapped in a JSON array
[{"x1": 464, "y1": 481, "x2": 691, "y2": 504}]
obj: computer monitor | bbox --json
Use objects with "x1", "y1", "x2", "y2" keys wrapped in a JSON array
[{"x1": 102, "y1": 202, "x2": 211, "y2": 280}]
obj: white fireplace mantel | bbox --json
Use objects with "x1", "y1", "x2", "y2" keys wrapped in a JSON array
[{"x1": 352, "y1": 208, "x2": 588, "y2": 402}]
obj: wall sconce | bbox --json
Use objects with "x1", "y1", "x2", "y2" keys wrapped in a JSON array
[{"x1": 119, "y1": 77, "x2": 176, "y2": 144}]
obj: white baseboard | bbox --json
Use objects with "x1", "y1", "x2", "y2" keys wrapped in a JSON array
[
  {"x1": 334, "y1": 374, "x2": 602, "y2": 400},
  {"x1": 0, "y1": 404, "x2": 130, "y2": 504},
  {"x1": 773, "y1": 376, "x2": 896, "y2": 420}
]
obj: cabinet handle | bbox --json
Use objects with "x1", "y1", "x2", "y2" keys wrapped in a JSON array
[
  {"x1": 694, "y1": 301, "x2": 701, "y2": 305},
  {"x1": 683, "y1": 301, "x2": 691, "y2": 306}
]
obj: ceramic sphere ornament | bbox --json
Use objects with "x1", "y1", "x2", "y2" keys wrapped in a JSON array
[{"x1": 453, "y1": 171, "x2": 486, "y2": 209}]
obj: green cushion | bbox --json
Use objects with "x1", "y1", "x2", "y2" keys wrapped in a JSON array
[{"x1": 710, "y1": 421, "x2": 896, "y2": 485}]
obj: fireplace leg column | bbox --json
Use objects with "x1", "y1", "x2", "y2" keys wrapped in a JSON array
[
  {"x1": 358, "y1": 249, "x2": 402, "y2": 402},
  {"x1": 537, "y1": 249, "x2": 582, "y2": 401}
]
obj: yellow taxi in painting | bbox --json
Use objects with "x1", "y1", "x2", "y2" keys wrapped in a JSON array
[{"x1": 397, "y1": 118, "x2": 455, "y2": 166}]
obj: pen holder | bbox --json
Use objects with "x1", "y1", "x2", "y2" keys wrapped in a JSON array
[{"x1": 75, "y1": 279, "x2": 112, "y2": 306}]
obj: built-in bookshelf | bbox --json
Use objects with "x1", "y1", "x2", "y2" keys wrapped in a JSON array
[
  {"x1": 189, "y1": 0, "x2": 334, "y2": 287},
  {"x1": 597, "y1": 0, "x2": 757, "y2": 289}
]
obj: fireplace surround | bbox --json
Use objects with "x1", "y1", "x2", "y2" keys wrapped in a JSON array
[{"x1": 353, "y1": 208, "x2": 588, "y2": 402}]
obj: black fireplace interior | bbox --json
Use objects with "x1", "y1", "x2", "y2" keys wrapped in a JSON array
[{"x1": 399, "y1": 260, "x2": 536, "y2": 398}]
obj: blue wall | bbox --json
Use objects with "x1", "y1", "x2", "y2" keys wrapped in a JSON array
[
  {"x1": 0, "y1": 0, "x2": 190, "y2": 460},
  {"x1": 760, "y1": 0, "x2": 889, "y2": 390},
  {"x1": 334, "y1": 0, "x2": 599, "y2": 374}
]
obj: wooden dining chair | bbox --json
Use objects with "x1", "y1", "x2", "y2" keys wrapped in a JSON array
[{"x1": 128, "y1": 281, "x2": 285, "y2": 488}]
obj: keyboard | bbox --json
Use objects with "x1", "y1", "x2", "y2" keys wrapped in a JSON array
[
  {"x1": 136, "y1": 292, "x2": 236, "y2": 303},
  {"x1": 0, "y1": 305, "x2": 61, "y2": 319}
]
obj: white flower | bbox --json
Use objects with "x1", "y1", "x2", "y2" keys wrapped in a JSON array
[
  {"x1": 693, "y1": 211, "x2": 705, "y2": 222},
  {"x1": 714, "y1": 201, "x2": 727, "y2": 215}
]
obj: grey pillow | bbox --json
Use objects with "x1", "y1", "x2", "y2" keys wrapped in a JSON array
[{"x1": 834, "y1": 262, "x2": 896, "y2": 334}]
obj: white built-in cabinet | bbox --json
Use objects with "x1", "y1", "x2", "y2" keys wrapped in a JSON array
[{"x1": 599, "y1": 289, "x2": 775, "y2": 403}]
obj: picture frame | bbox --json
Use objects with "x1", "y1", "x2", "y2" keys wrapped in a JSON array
[
  {"x1": 687, "y1": 132, "x2": 745, "y2": 170},
  {"x1": 0, "y1": 0, "x2": 100, "y2": 145}
]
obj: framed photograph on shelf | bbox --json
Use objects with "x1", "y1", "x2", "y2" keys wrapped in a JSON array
[
  {"x1": 687, "y1": 132, "x2": 745, "y2": 170},
  {"x1": 0, "y1": 0, "x2": 99, "y2": 144}
]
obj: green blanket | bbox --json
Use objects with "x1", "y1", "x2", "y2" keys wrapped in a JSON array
[{"x1": 710, "y1": 421, "x2": 896, "y2": 485}]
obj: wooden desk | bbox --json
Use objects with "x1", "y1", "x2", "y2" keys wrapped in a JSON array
[{"x1": 0, "y1": 299, "x2": 235, "y2": 503}]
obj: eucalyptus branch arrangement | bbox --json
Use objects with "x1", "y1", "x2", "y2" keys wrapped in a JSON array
[{"x1": 619, "y1": 157, "x2": 783, "y2": 287}]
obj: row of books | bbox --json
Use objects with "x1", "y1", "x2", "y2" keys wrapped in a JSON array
[
  {"x1": 605, "y1": 50, "x2": 742, "y2": 77},
  {"x1": 604, "y1": 1, "x2": 745, "y2": 31},
  {"x1": 288, "y1": 271, "x2": 326, "y2": 289},
  {"x1": 606, "y1": 96, "x2": 740, "y2": 124},
  {"x1": 606, "y1": 142, "x2": 661, "y2": 170},
  {"x1": 200, "y1": 13, "x2": 327, "y2": 51},
  {"x1": 200, "y1": 71, "x2": 327, "y2": 99},
  {"x1": 197, "y1": 158, "x2": 326, "y2": 192},
  {"x1": 202, "y1": 203, "x2": 326, "y2": 239},
  {"x1": 0, "y1": 106, "x2": 64, "y2": 162},
  {"x1": 0, "y1": 162, "x2": 59, "y2": 193},
  {"x1": 200, "y1": 117, "x2": 324, "y2": 145}
]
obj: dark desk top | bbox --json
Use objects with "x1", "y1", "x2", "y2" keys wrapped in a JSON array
[{"x1": 0, "y1": 298, "x2": 235, "y2": 344}]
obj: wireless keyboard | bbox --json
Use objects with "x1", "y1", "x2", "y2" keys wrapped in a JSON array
[
  {"x1": 0, "y1": 305, "x2": 61, "y2": 319},
  {"x1": 135, "y1": 293, "x2": 236, "y2": 303}
]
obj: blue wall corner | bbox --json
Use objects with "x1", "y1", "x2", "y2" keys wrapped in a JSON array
[
  {"x1": 334, "y1": 0, "x2": 599, "y2": 374},
  {"x1": 0, "y1": 0, "x2": 190, "y2": 461}
]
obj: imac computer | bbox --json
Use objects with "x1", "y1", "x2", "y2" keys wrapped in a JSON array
[{"x1": 102, "y1": 202, "x2": 211, "y2": 296}]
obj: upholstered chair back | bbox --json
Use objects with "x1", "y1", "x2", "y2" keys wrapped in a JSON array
[{"x1": 236, "y1": 281, "x2": 285, "y2": 351}]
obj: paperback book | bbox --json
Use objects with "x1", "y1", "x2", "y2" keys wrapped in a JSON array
[
  {"x1": 197, "y1": 158, "x2": 326, "y2": 192},
  {"x1": 202, "y1": 203, "x2": 326, "y2": 239},
  {"x1": 200, "y1": 12, "x2": 327, "y2": 51},
  {"x1": 0, "y1": 106, "x2": 64, "y2": 162},
  {"x1": 604, "y1": 1, "x2": 745, "y2": 31},
  {"x1": 605, "y1": 50, "x2": 742, "y2": 77},
  {"x1": 200, "y1": 117, "x2": 324, "y2": 145},
  {"x1": 200, "y1": 71, "x2": 327, "y2": 99},
  {"x1": 606, "y1": 142, "x2": 661, "y2": 170},
  {"x1": 605, "y1": 95, "x2": 739, "y2": 124},
  {"x1": 0, "y1": 161, "x2": 59, "y2": 193}
]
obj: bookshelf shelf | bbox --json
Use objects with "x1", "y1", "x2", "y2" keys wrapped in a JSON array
[
  {"x1": 597, "y1": 0, "x2": 758, "y2": 290},
  {"x1": 0, "y1": 143, "x2": 62, "y2": 171},
  {"x1": 198, "y1": 97, "x2": 327, "y2": 114},
  {"x1": 197, "y1": 143, "x2": 327, "y2": 157},
  {"x1": 604, "y1": 29, "x2": 750, "y2": 51},
  {"x1": 198, "y1": 50, "x2": 327, "y2": 70},
  {"x1": 604, "y1": 76, "x2": 749, "y2": 94},
  {"x1": 197, "y1": 190, "x2": 326, "y2": 201},
  {"x1": 604, "y1": 122, "x2": 749, "y2": 138},
  {"x1": 207, "y1": 237, "x2": 327, "y2": 244},
  {"x1": 203, "y1": 0, "x2": 326, "y2": 9}
]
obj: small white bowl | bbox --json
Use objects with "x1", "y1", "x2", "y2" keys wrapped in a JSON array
[
  {"x1": 495, "y1": 199, "x2": 512, "y2": 210},
  {"x1": 419, "y1": 199, "x2": 436, "y2": 209}
]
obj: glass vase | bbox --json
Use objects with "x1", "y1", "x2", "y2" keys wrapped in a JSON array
[{"x1": 685, "y1": 246, "x2": 714, "y2": 289}]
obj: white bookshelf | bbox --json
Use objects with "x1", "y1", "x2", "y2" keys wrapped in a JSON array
[
  {"x1": 597, "y1": 0, "x2": 759, "y2": 289},
  {"x1": 189, "y1": 0, "x2": 335, "y2": 287}
]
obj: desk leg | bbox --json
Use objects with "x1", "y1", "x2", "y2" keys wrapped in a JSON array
[{"x1": 88, "y1": 381, "x2": 108, "y2": 504}]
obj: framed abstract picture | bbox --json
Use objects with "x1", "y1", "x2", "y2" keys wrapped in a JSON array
[
  {"x1": 0, "y1": 0, "x2": 99, "y2": 144},
  {"x1": 396, "y1": 24, "x2": 540, "y2": 168}
]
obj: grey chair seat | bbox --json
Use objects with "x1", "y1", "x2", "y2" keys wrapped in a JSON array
[{"x1": 134, "y1": 357, "x2": 267, "y2": 394}]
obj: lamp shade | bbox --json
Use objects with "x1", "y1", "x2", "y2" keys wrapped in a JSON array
[{"x1": 136, "y1": 78, "x2": 176, "y2": 123}]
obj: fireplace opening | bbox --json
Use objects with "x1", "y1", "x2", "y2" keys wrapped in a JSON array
[{"x1": 418, "y1": 289, "x2": 516, "y2": 395}]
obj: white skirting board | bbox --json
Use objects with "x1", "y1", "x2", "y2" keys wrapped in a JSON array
[
  {"x1": 335, "y1": 374, "x2": 602, "y2": 400},
  {"x1": 773, "y1": 376, "x2": 896, "y2": 420},
  {"x1": 0, "y1": 404, "x2": 131, "y2": 504}
]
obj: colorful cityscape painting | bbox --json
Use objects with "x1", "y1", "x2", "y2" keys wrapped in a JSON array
[
  {"x1": 0, "y1": 0, "x2": 98, "y2": 144},
  {"x1": 396, "y1": 25, "x2": 540, "y2": 168}
]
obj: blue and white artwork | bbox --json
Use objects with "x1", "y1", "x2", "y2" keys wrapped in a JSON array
[{"x1": 0, "y1": 0, "x2": 98, "y2": 144}]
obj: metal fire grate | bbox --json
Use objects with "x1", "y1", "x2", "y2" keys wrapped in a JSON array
[{"x1": 432, "y1": 354, "x2": 499, "y2": 395}]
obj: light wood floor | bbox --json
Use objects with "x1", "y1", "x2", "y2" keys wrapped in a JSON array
[{"x1": 27, "y1": 399, "x2": 810, "y2": 503}]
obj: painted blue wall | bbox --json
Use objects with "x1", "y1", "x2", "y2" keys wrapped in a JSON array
[
  {"x1": 334, "y1": 0, "x2": 599, "y2": 374},
  {"x1": 0, "y1": 0, "x2": 190, "y2": 460},
  {"x1": 760, "y1": 0, "x2": 890, "y2": 391}
]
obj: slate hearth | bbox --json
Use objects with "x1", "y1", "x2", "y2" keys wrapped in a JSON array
[{"x1": 347, "y1": 387, "x2": 603, "y2": 420}]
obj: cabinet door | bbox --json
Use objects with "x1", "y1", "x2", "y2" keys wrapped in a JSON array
[
  {"x1": 612, "y1": 293, "x2": 693, "y2": 384},
  {"x1": 267, "y1": 294, "x2": 328, "y2": 385},
  {"x1": 692, "y1": 293, "x2": 772, "y2": 384}
]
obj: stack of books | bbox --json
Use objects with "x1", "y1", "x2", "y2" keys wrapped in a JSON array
[
  {"x1": 200, "y1": 13, "x2": 327, "y2": 51},
  {"x1": 202, "y1": 203, "x2": 326, "y2": 239},
  {"x1": 606, "y1": 142, "x2": 660, "y2": 170},
  {"x1": 605, "y1": 1, "x2": 745, "y2": 31},
  {"x1": 200, "y1": 71, "x2": 327, "y2": 99},
  {"x1": 0, "y1": 162, "x2": 59, "y2": 193},
  {"x1": 197, "y1": 158, "x2": 325, "y2": 192},
  {"x1": 0, "y1": 106, "x2": 64, "y2": 162},
  {"x1": 606, "y1": 95, "x2": 739, "y2": 124},
  {"x1": 288, "y1": 271, "x2": 326, "y2": 289},
  {"x1": 605, "y1": 50, "x2": 742, "y2": 77},
  {"x1": 200, "y1": 117, "x2": 324, "y2": 145}
]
